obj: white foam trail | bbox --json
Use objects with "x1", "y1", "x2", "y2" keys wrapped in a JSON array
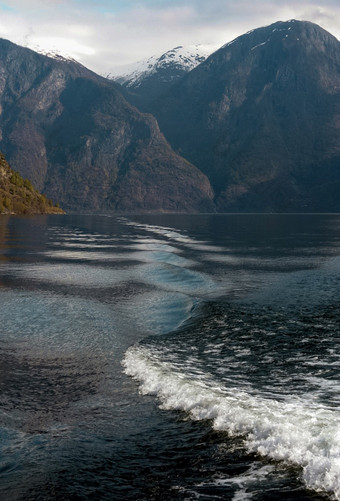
[
  {"x1": 196, "y1": 463, "x2": 275, "y2": 500},
  {"x1": 123, "y1": 345, "x2": 340, "y2": 500}
]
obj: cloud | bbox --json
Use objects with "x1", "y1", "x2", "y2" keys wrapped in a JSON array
[{"x1": 0, "y1": 0, "x2": 338, "y2": 74}]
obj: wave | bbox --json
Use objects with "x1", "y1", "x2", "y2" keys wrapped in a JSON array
[
  {"x1": 118, "y1": 219, "x2": 212, "y2": 248},
  {"x1": 123, "y1": 344, "x2": 340, "y2": 500}
]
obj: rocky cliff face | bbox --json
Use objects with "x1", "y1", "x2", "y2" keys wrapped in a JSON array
[
  {"x1": 0, "y1": 39, "x2": 214, "y2": 213},
  {"x1": 152, "y1": 20, "x2": 340, "y2": 212}
]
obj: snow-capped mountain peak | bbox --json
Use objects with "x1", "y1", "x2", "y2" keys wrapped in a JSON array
[{"x1": 111, "y1": 44, "x2": 213, "y2": 88}]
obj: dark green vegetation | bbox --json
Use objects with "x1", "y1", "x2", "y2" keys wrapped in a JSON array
[
  {"x1": 0, "y1": 20, "x2": 339, "y2": 212},
  {"x1": 0, "y1": 153, "x2": 64, "y2": 214}
]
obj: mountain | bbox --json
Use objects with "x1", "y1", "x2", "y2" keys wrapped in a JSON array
[
  {"x1": 112, "y1": 45, "x2": 212, "y2": 109},
  {"x1": 1, "y1": 21, "x2": 339, "y2": 214},
  {"x1": 151, "y1": 20, "x2": 340, "y2": 212},
  {"x1": 0, "y1": 153, "x2": 64, "y2": 215},
  {"x1": 0, "y1": 39, "x2": 214, "y2": 213}
]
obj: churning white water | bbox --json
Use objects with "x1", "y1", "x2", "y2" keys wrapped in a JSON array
[{"x1": 123, "y1": 344, "x2": 340, "y2": 499}]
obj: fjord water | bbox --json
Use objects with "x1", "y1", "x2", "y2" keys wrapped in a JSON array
[{"x1": 0, "y1": 214, "x2": 339, "y2": 500}]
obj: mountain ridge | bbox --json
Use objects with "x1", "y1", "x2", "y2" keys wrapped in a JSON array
[
  {"x1": 0, "y1": 37, "x2": 215, "y2": 213},
  {"x1": 0, "y1": 20, "x2": 339, "y2": 213},
  {"x1": 150, "y1": 19, "x2": 340, "y2": 212}
]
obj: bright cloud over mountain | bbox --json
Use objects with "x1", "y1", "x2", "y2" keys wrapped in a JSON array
[{"x1": 0, "y1": 0, "x2": 339, "y2": 74}]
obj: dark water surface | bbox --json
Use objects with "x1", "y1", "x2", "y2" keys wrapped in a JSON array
[{"x1": 0, "y1": 214, "x2": 339, "y2": 500}]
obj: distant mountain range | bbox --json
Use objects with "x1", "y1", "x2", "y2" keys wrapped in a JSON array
[{"x1": 0, "y1": 20, "x2": 339, "y2": 213}]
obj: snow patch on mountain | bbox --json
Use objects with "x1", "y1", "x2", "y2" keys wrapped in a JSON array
[
  {"x1": 32, "y1": 46, "x2": 78, "y2": 64},
  {"x1": 110, "y1": 45, "x2": 213, "y2": 87}
]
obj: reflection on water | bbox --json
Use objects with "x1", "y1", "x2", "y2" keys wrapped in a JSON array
[{"x1": 0, "y1": 216, "x2": 10, "y2": 277}]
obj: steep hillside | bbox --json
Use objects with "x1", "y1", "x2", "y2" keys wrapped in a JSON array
[
  {"x1": 152, "y1": 20, "x2": 340, "y2": 212},
  {"x1": 0, "y1": 39, "x2": 214, "y2": 213},
  {"x1": 0, "y1": 153, "x2": 63, "y2": 214}
]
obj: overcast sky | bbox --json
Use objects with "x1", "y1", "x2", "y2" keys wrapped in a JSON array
[{"x1": 0, "y1": 0, "x2": 339, "y2": 75}]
